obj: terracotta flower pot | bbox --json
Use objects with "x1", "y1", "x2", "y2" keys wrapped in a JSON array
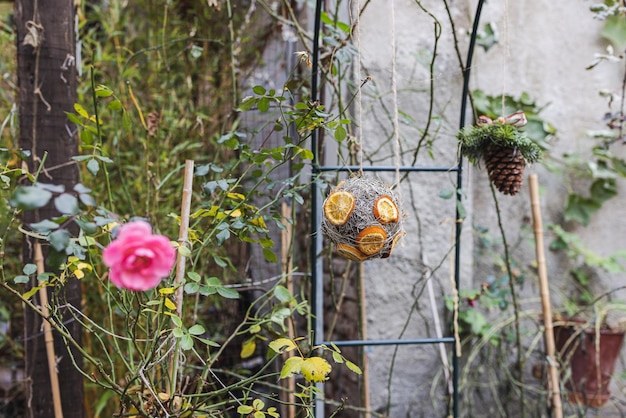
[{"x1": 553, "y1": 320, "x2": 625, "y2": 408}]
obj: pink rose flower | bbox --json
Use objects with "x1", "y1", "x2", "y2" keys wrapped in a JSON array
[{"x1": 103, "y1": 221, "x2": 176, "y2": 291}]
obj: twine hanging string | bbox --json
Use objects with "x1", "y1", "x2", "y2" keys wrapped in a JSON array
[
  {"x1": 501, "y1": 0, "x2": 510, "y2": 114},
  {"x1": 390, "y1": 0, "x2": 402, "y2": 189},
  {"x1": 353, "y1": 0, "x2": 364, "y2": 175}
]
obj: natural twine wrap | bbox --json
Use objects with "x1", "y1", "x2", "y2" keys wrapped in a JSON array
[{"x1": 322, "y1": 176, "x2": 405, "y2": 261}]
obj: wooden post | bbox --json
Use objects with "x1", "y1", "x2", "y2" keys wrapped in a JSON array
[
  {"x1": 169, "y1": 160, "x2": 194, "y2": 396},
  {"x1": 529, "y1": 174, "x2": 563, "y2": 418},
  {"x1": 280, "y1": 202, "x2": 296, "y2": 417}
]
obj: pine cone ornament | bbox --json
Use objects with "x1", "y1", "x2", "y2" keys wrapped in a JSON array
[
  {"x1": 456, "y1": 112, "x2": 543, "y2": 196},
  {"x1": 484, "y1": 145, "x2": 526, "y2": 195}
]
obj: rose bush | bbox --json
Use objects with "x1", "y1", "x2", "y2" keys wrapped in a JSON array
[{"x1": 102, "y1": 221, "x2": 176, "y2": 291}]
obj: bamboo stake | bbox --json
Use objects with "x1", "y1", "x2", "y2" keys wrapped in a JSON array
[
  {"x1": 529, "y1": 174, "x2": 563, "y2": 418},
  {"x1": 280, "y1": 202, "x2": 296, "y2": 417},
  {"x1": 169, "y1": 159, "x2": 194, "y2": 397},
  {"x1": 34, "y1": 242, "x2": 64, "y2": 418}
]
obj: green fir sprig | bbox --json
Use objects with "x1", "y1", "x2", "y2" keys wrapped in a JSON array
[{"x1": 457, "y1": 123, "x2": 543, "y2": 165}]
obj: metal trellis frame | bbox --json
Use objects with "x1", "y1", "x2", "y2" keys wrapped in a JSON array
[{"x1": 309, "y1": 1, "x2": 486, "y2": 417}]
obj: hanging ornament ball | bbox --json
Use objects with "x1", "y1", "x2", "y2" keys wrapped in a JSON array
[{"x1": 322, "y1": 176, "x2": 405, "y2": 261}]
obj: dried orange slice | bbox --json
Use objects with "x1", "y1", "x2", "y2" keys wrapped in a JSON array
[
  {"x1": 356, "y1": 225, "x2": 387, "y2": 255},
  {"x1": 381, "y1": 231, "x2": 405, "y2": 258},
  {"x1": 336, "y1": 243, "x2": 366, "y2": 262},
  {"x1": 323, "y1": 191, "x2": 355, "y2": 226},
  {"x1": 374, "y1": 195, "x2": 399, "y2": 224}
]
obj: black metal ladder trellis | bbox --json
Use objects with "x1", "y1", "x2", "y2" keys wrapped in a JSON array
[{"x1": 309, "y1": 1, "x2": 485, "y2": 417}]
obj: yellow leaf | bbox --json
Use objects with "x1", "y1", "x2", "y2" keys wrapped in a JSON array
[
  {"x1": 252, "y1": 398, "x2": 265, "y2": 411},
  {"x1": 237, "y1": 405, "x2": 253, "y2": 414},
  {"x1": 269, "y1": 338, "x2": 297, "y2": 354},
  {"x1": 226, "y1": 209, "x2": 242, "y2": 218},
  {"x1": 240, "y1": 338, "x2": 256, "y2": 359},
  {"x1": 76, "y1": 262, "x2": 92, "y2": 271},
  {"x1": 22, "y1": 285, "x2": 42, "y2": 300},
  {"x1": 164, "y1": 297, "x2": 177, "y2": 310},
  {"x1": 227, "y1": 192, "x2": 245, "y2": 200},
  {"x1": 280, "y1": 356, "x2": 303, "y2": 379},
  {"x1": 301, "y1": 357, "x2": 332, "y2": 383},
  {"x1": 74, "y1": 270, "x2": 85, "y2": 279},
  {"x1": 68, "y1": 256, "x2": 79, "y2": 263},
  {"x1": 250, "y1": 216, "x2": 267, "y2": 229},
  {"x1": 159, "y1": 287, "x2": 176, "y2": 295}
]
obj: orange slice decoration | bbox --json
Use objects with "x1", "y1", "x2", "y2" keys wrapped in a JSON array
[
  {"x1": 381, "y1": 231, "x2": 405, "y2": 258},
  {"x1": 323, "y1": 191, "x2": 355, "y2": 226},
  {"x1": 336, "y1": 243, "x2": 367, "y2": 262},
  {"x1": 356, "y1": 225, "x2": 387, "y2": 255},
  {"x1": 373, "y1": 195, "x2": 399, "y2": 224}
]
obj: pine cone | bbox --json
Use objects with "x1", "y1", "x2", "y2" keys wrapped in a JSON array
[{"x1": 484, "y1": 145, "x2": 526, "y2": 195}]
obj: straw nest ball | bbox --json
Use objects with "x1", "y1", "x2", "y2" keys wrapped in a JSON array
[{"x1": 321, "y1": 176, "x2": 405, "y2": 262}]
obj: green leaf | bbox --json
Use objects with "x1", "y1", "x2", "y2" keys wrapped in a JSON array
[
  {"x1": 196, "y1": 337, "x2": 220, "y2": 347},
  {"x1": 257, "y1": 97, "x2": 270, "y2": 113},
  {"x1": 590, "y1": 179, "x2": 617, "y2": 204},
  {"x1": 170, "y1": 315, "x2": 183, "y2": 328},
  {"x1": 180, "y1": 334, "x2": 194, "y2": 351},
  {"x1": 80, "y1": 129, "x2": 93, "y2": 145},
  {"x1": 601, "y1": 14, "x2": 626, "y2": 50},
  {"x1": 66, "y1": 112, "x2": 83, "y2": 127},
  {"x1": 95, "y1": 85, "x2": 113, "y2": 97},
  {"x1": 252, "y1": 85, "x2": 266, "y2": 95},
  {"x1": 564, "y1": 194, "x2": 600, "y2": 226},
  {"x1": 23, "y1": 263, "x2": 37, "y2": 275},
  {"x1": 237, "y1": 96, "x2": 257, "y2": 112},
  {"x1": 86, "y1": 159, "x2": 100, "y2": 176},
  {"x1": 476, "y1": 22, "x2": 498, "y2": 52},
  {"x1": 54, "y1": 193, "x2": 79, "y2": 215},
  {"x1": 184, "y1": 282, "x2": 200, "y2": 294},
  {"x1": 10, "y1": 186, "x2": 53, "y2": 210},
  {"x1": 79, "y1": 193, "x2": 96, "y2": 207},
  {"x1": 188, "y1": 324, "x2": 205, "y2": 335},
  {"x1": 262, "y1": 248, "x2": 277, "y2": 263},
  {"x1": 187, "y1": 271, "x2": 201, "y2": 282},
  {"x1": 48, "y1": 229, "x2": 71, "y2": 252},
  {"x1": 30, "y1": 219, "x2": 60, "y2": 233},
  {"x1": 332, "y1": 351, "x2": 343, "y2": 364},
  {"x1": 14, "y1": 275, "x2": 29, "y2": 284},
  {"x1": 75, "y1": 219, "x2": 98, "y2": 235},
  {"x1": 334, "y1": 125, "x2": 347, "y2": 142},
  {"x1": 172, "y1": 327, "x2": 185, "y2": 338},
  {"x1": 274, "y1": 285, "x2": 292, "y2": 303},
  {"x1": 439, "y1": 188, "x2": 454, "y2": 200},
  {"x1": 464, "y1": 309, "x2": 487, "y2": 335},
  {"x1": 345, "y1": 360, "x2": 363, "y2": 375},
  {"x1": 216, "y1": 286, "x2": 239, "y2": 299},
  {"x1": 107, "y1": 100, "x2": 123, "y2": 111},
  {"x1": 177, "y1": 245, "x2": 192, "y2": 257}
]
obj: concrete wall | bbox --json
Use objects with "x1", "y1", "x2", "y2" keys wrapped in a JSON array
[{"x1": 350, "y1": 0, "x2": 626, "y2": 416}]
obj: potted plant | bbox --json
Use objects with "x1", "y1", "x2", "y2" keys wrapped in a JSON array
[{"x1": 553, "y1": 303, "x2": 626, "y2": 408}]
